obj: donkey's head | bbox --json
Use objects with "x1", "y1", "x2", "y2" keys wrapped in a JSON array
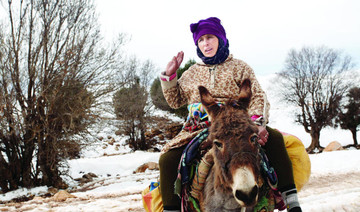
[{"x1": 199, "y1": 79, "x2": 261, "y2": 207}]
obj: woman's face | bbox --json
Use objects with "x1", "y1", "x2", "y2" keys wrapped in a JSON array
[{"x1": 197, "y1": 34, "x2": 219, "y2": 57}]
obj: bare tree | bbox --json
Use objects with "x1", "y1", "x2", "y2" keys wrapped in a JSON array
[
  {"x1": 113, "y1": 57, "x2": 156, "y2": 151},
  {"x1": 0, "y1": 0, "x2": 125, "y2": 191},
  {"x1": 336, "y1": 87, "x2": 360, "y2": 147},
  {"x1": 277, "y1": 46, "x2": 355, "y2": 153}
]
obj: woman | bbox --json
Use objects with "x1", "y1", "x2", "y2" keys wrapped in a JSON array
[{"x1": 159, "y1": 17, "x2": 301, "y2": 212}]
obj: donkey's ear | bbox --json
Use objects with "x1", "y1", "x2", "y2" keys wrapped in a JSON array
[
  {"x1": 199, "y1": 86, "x2": 220, "y2": 119},
  {"x1": 237, "y1": 79, "x2": 252, "y2": 108}
]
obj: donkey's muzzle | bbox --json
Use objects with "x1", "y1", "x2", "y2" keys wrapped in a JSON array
[{"x1": 235, "y1": 185, "x2": 259, "y2": 206}]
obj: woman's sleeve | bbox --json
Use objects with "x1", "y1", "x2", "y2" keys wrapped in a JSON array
[
  {"x1": 233, "y1": 61, "x2": 270, "y2": 125},
  {"x1": 160, "y1": 72, "x2": 188, "y2": 109}
]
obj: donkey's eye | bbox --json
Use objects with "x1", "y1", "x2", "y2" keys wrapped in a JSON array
[
  {"x1": 214, "y1": 140, "x2": 223, "y2": 148},
  {"x1": 250, "y1": 135, "x2": 258, "y2": 143}
]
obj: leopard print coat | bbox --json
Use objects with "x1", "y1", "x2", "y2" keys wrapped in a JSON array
[{"x1": 160, "y1": 54, "x2": 270, "y2": 153}]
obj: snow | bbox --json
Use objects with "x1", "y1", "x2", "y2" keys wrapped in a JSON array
[
  {"x1": 68, "y1": 151, "x2": 160, "y2": 179},
  {"x1": 1, "y1": 75, "x2": 360, "y2": 211},
  {"x1": 309, "y1": 150, "x2": 360, "y2": 176},
  {"x1": 0, "y1": 187, "x2": 49, "y2": 203},
  {"x1": 1, "y1": 147, "x2": 360, "y2": 211},
  {"x1": 67, "y1": 149, "x2": 360, "y2": 212}
]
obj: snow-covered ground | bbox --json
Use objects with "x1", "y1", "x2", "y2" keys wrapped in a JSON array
[
  {"x1": 0, "y1": 148, "x2": 359, "y2": 211},
  {"x1": 1, "y1": 74, "x2": 360, "y2": 211}
]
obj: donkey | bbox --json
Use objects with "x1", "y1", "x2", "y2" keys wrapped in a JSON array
[{"x1": 197, "y1": 79, "x2": 264, "y2": 212}]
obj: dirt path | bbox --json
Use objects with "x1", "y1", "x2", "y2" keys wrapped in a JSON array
[
  {"x1": 1, "y1": 171, "x2": 360, "y2": 211},
  {"x1": 299, "y1": 172, "x2": 360, "y2": 211},
  {"x1": 0, "y1": 172, "x2": 156, "y2": 212}
]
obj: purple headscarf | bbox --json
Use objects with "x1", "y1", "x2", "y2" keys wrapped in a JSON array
[
  {"x1": 190, "y1": 17, "x2": 227, "y2": 45},
  {"x1": 191, "y1": 17, "x2": 230, "y2": 65}
]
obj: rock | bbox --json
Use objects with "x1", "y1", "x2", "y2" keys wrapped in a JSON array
[
  {"x1": 324, "y1": 141, "x2": 344, "y2": 152},
  {"x1": 145, "y1": 128, "x2": 163, "y2": 139},
  {"x1": 164, "y1": 123, "x2": 183, "y2": 139},
  {"x1": 98, "y1": 136, "x2": 104, "y2": 141},
  {"x1": 148, "y1": 147, "x2": 160, "y2": 152},
  {"x1": 75, "y1": 172, "x2": 98, "y2": 185},
  {"x1": 151, "y1": 129, "x2": 162, "y2": 136},
  {"x1": 133, "y1": 162, "x2": 159, "y2": 173},
  {"x1": 108, "y1": 138, "x2": 115, "y2": 145},
  {"x1": 32, "y1": 196, "x2": 44, "y2": 203},
  {"x1": 75, "y1": 177, "x2": 90, "y2": 185},
  {"x1": 148, "y1": 162, "x2": 160, "y2": 170},
  {"x1": 84, "y1": 172, "x2": 98, "y2": 178},
  {"x1": 145, "y1": 131, "x2": 152, "y2": 138},
  {"x1": 115, "y1": 130, "x2": 122, "y2": 135},
  {"x1": 52, "y1": 190, "x2": 76, "y2": 202},
  {"x1": 158, "y1": 134, "x2": 165, "y2": 140},
  {"x1": 48, "y1": 187, "x2": 58, "y2": 195}
]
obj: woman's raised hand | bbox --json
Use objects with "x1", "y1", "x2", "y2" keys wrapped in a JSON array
[{"x1": 165, "y1": 51, "x2": 184, "y2": 76}]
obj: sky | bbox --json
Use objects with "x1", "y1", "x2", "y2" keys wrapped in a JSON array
[
  {"x1": 95, "y1": 0, "x2": 360, "y2": 76},
  {"x1": 0, "y1": 0, "x2": 359, "y2": 76}
]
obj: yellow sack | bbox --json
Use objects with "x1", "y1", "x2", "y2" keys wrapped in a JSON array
[
  {"x1": 282, "y1": 132, "x2": 311, "y2": 191},
  {"x1": 142, "y1": 182, "x2": 163, "y2": 212}
]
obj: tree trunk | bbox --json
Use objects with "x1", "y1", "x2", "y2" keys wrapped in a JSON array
[
  {"x1": 0, "y1": 161, "x2": 11, "y2": 192},
  {"x1": 38, "y1": 138, "x2": 64, "y2": 188},
  {"x1": 21, "y1": 130, "x2": 36, "y2": 188},
  {"x1": 8, "y1": 137, "x2": 21, "y2": 190},
  {"x1": 306, "y1": 129, "x2": 324, "y2": 153},
  {"x1": 8, "y1": 161, "x2": 20, "y2": 190},
  {"x1": 139, "y1": 117, "x2": 147, "y2": 150},
  {"x1": 21, "y1": 143, "x2": 36, "y2": 188},
  {"x1": 351, "y1": 128, "x2": 358, "y2": 146},
  {"x1": 0, "y1": 177, "x2": 9, "y2": 192}
]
